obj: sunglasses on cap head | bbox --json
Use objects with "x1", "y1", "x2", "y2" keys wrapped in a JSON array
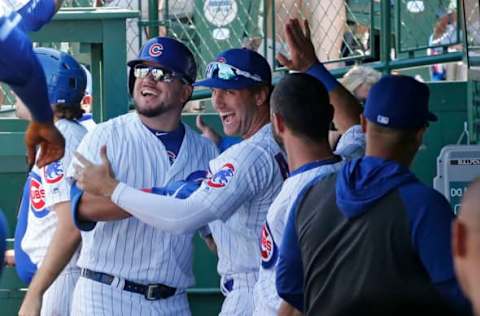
[
  {"x1": 133, "y1": 64, "x2": 188, "y2": 84},
  {"x1": 205, "y1": 62, "x2": 263, "y2": 82}
]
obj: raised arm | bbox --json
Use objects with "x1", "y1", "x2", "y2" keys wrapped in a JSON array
[
  {"x1": 277, "y1": 18, "x2": 361, "y2": 133},
  {"x1": 0, "y1": 7, "x2": 65, "y2": 167},
  {"x1": 19, "y1": 202, "x2": 79, "y2": 316}
]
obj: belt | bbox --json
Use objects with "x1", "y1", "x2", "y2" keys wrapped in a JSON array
[{"x1": 81, "y1": 268, "x2": 176, "y2": 301}]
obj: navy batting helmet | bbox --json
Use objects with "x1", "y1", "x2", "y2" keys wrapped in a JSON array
[
  {"x1": 127, "y1": 37, "x2": 197, "y2": 95},
  {"x1": 34, "y1": 47, "x2": 87, "y2": 106}
]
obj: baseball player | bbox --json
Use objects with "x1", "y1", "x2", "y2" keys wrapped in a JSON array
[
  {"x1": 277, "y1": 75, "x2": 470, "y2": 315},
  {"x1": 67, "y1": 37, "x2": 218, "y2": 315},
  {"x1": 252, "y1": 19, "x2": 365, "y2": 316},
  {"x1": 253, "y1": 81, "x2": 364, "y2": 316},
  {"x1": 0, "y1": 0, "x2": 66, "y2": 167},
  {"x1": 74, "y1": 21, "x2": 362, "y2": 314},
  {"x1": 13, "y1": 47, "x2": 88, "y2": 316}
]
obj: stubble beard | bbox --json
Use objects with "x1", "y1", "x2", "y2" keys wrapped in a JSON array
[{"x1": 134, "y1": 101, "x2": 171, "y2": 118}]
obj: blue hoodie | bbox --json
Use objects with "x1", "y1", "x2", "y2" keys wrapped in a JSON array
[
  {"x1": 336, "y1": 156, "x2": 469, "y2": 314},
  {"x1": 336, "y1": 156, "x2": 416, "y2": 218}
]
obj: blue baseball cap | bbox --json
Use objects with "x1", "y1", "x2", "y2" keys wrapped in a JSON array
[
  {"x1": 194, "y1": 48, "x2": 271, "y2": 90},
  {"x1": 35, "y1": 47, "x2": 87, "y2": 106},
  {"x1": 363, "y1": 75, "x2": 437, "y2": 129},
  {"x1": 128, "y1": 37, "x2": 197, "y2": 94}
]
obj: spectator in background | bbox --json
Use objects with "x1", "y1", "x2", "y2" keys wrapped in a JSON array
[
  {"x1": 331, "y1": 65, "x2": 381, "y2": 149},
  {"x1": 340, "y1": 65, "x2": 382, "y2": 105},
  {"x1": 427, "y1": 1, "x2": 465, "y2": 81}
]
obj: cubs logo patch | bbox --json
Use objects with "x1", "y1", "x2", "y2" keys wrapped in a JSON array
[
  {"x1": 149, "y1": 43, "x2": 163, "y2": 57},
  {"x1": 207, "y1": 163, "x2": 235, "y2": 188},
  {"x1": 217, "y1": 56, "x2": 226, "y2": 63},
  {"x1": 260, "y1": 222, "x2": 277, "y2": 269},
  {"x1": 44, "y1": 160, "x2": 64, "y2": 184},
  {"x1": 30, "y1": 177, "x2": 46, "y2": 211}
]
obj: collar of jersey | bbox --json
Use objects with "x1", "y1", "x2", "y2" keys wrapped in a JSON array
[
  {"x1": 143, "y1": 123, "x2": 185, "y2": 140},
  {"x1": 289, "y1": 155, "x2": 342, "y2": 178}
]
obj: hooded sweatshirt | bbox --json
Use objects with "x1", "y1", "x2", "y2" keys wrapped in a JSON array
[{"x1": 277, "y1": 156, "x2": 470, "y2": 315}]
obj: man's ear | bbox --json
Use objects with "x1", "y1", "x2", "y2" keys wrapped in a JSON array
[
  {"x1": 181, "y1": 84, "x2": 194, "y2": 105},
  {"x1": 255, "y1": 86, "x2": 269, "y2": 107},
  {"x1": 272, "y1": 112, "x2": 286, "y2": 135},
  {"x1": 452, "y1": 220, "x2": 467, "y2": 258},
  {"x1": 415, "y1": 126, "x2": 427, "y2": 147}
]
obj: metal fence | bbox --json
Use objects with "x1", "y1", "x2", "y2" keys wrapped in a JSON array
[
  {"x1": 59, "y1": 0, "x2": 464, "y2": 76},
  {"x1": 0, "y1": 0, "x2": 467, "y2": 109}
]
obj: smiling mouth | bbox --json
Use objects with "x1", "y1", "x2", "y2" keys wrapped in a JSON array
[
  {"x1": 140, "y1": 88, "x2": 158, "y2": 97},
  {"x1": 220, "y1": 112, "x2": 235, "y2": 124}
]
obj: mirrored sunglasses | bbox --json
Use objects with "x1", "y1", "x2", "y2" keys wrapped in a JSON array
[
  {"x1": 134, "y1": 64, "x2": 187, "y2": 83},
  {"x1": 205, "y1": 62, "x2": 263, "y2": 82}
]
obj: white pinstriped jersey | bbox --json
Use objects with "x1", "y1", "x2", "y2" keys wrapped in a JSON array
[
  {"x1": 67, "y1": 112, "x2": 217, "y2": 288},
  {"x1": 194, "y1": 123, "x2": 287, "y2": 277},
  {"x1": 21, "y1": 119, "x2": 87, "y2": 269},
  {"x1": 253, "y1": 125, "x2": 365, "y2": 315}
]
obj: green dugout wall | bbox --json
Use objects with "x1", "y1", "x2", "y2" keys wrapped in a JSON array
[{"x1": 0, "y1": 0, "x2": 475, "y2": 314}]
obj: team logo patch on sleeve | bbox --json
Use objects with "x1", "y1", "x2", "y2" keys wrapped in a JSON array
[
  {"x1": 29, "y1": 177, "x2": 49, "y2": 217},
  {"x1": 260, "y1": 222, "x2": 277, "y2": 269},
  {"x1": 44, "y1": 161, "x2": 64, "y2": 184},
  {"x1": 207, "y1": 163, "x2": 235, "y2": 188}
]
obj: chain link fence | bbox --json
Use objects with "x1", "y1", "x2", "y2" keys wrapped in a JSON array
[
  {"x1": 397, "y1": 0, "x2": 460, "y2": 54},
  {"x1": 0, "y1": 0, "x2": 468, "y2": 111},
  {"x1": 160, "y1": 0, "x2": 374, "y2": 74}
]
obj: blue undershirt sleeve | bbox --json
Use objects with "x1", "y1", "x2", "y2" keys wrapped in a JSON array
[
  {"x1": 70, "y1": 182, "x2": 97, "y2": 231},
  {"x1": 399, "y1": 185, "x2": 470, "y2": 314},
  {"x1": 17, "y1": 0, "x2": 56, "y2": 32},
  {"x1": 306, "y1": 62, "x2": 339, "y2": 92},
  {"x1": 276, "y1": 201, "x2": 304, "y2": 312},
  {"x1": 0, "y1": 15, "x2": 52, "y2": 122}
]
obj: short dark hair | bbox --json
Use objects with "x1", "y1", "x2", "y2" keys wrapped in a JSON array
[
  {"x1": 52, "y1": 103, "x2": 84, "y2": 121},
  {"x1": 271, "y1": 73, "x2": 333, "y2": 142}
]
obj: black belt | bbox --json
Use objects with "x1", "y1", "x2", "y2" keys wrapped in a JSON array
[{"x1": 81, "y1": 268, "x2": 176, "y2": 301}]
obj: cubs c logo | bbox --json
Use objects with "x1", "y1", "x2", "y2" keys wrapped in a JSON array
[
  {"x1": 44, "y1": 160, "x2": 64, "y2": 184},
  {"x1": 30, "y1": 178, "x2": 45, "y2": 210},
  {"x1": 207, "y1": 163, "x2": 235, "y2": 188},
  {"x1": 149, "y1": 43, "x2": 163, "y2": 57},
  {"x1": 260, "y1": 222, "x2": 277, "y2": 269}
]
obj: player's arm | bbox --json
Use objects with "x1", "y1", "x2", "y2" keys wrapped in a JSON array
[
  {"x1": 74, "y1": 146, "x2": 266, "y2": 234},
  {"x1": 278, "y1": 301, "x2": 303, "y2": 316},
  {"x1": 277, "y1": 18, "x2": 361, "y2": 133},
  {"x1": 18, "y1": 201, "x2": 79, "y2": 316},
  {"x1": 203, "y1": 234, "x2": 217, "y2": 255},
  {"x1": 400, "y1": 188, "x2": 470, "y2": 314},
  {"x1": 276, "y1": 196, "x2": 305, "y2": 313},
  {"x1": 16, "y1": 0, "x2": 58, "y2": 32},
  {"x1": 73, "y1": 169, "x2": 211, "y2": 225},
  {"x1": 0, "y1": 10, "x2": 53, "y2": 123},
  {"x1": 77, "y1": 192, "x2": 131, "y2": 221},
  {"x1": 0, "y1": 11, "x2": 64, "y2": 167},
  {"x1": 75, "y1": 189, "x2": 131, "y2": 222}
]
